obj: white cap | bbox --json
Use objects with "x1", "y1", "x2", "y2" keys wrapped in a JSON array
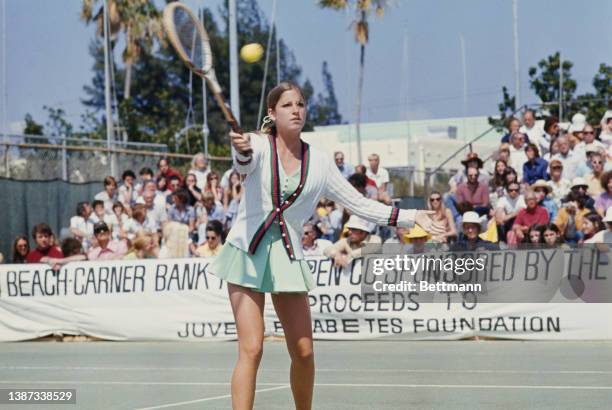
[
  {"x1": 571, "y1": 177, "x2": 588, "y2": 189},
  {"x1": 462, "y1": 211, "x2": 481, "y2": 225},
  {"x1": 568, "y1": 113, "x2": 586, "y2": 133},
  {"x1": 346, "y1": 215, "x2": 375, "y2": 233}
]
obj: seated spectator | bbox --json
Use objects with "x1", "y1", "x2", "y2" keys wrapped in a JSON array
[
  {"x1": 501, "y1": 117, "x2": 525, "y2": 144},
  {"x1": 140, "y1": 190, "x2": 167, "y2": 234},
  {"x1": 403, "y1": 225, "x2": 432, "y2": 254},
  {"x1": 450, "y1": 152, "x2": 489, "y2": 193},
  {"x1": 324, "y1": 215, "x2": 381, "y2": 268},
  {"x1": 70, "y1": 201, "x2": 94, "y2": 249},
  {"x1": 490, "y1": 159, "x2": 508, "y2": 200},
  {"x1": 542, "y1": 224, "x2": 563, "y2": 247},
  {"x1": 41, "y1": 238, "x2": 87, "y2": 269},
  {"x1": 168, "y1": 189, "x2": 196, "y2": 234},
  {"x1": 543, "y1": 137, "x2": 560, "y2": 162},
  {"x1": 366, "y1": 153, "x2": 390, "y2": 193},
  {"x1": 599, "y1": 110, "x2": 612, "y2": 147},
  {"x1": 453, "y1": 211, "x2": 496, "y2": 250},
  {"x1": 118, "y1": 169, "x2": 137, "y2": 209},
  {"x1": 12, "y1": 235, "x2": 29, "y2": 263},
  {"x1": 222, "y1": 170, "x2": 242, "y2": 211},
  {"x1": 595, "y1": 170, "x2": 612, "y2": 217},
  {"x1": 428, "y1": 191, "x2": 457, "y2": 243},
  {"x1": 123, "y1": 204, "x2": 148, "y2": 240},
  {"x1": 87, "y1": 222, "x2": 128, "y2": 261},
  {"x1": 159, "y1": 222, "x2": 190, "y2": 258},
  {"x1": 551, "y1": 136, "x2": 581, "y2": 180},
  {"x1": 532, "y1": 179, "x2": 558, "y2": 222},
  {"x1": 301, "y1": 222, "x2": 333, "y2": 257},
  {"x1": 89, "y1": 199, "x2": 106, "y2": 224},
  {"x1": 384, "y1": 226, "x2": 411, "y2": 245},
  {"x1": 547, "y1": 160, "x2": 571, "y2": 206},
  {"x1": 165, "y1": 175, "x2": 183, "y2": 206},
  {"x1": 355, "y1": 164, "x2": 382, "y2": 201},
  {"x1": 184, "y1": 173, "x2": 203, "y2": 206},
  {"x1": 584, "y1": 152, "x2": 606, "y2": 197},
  {"x1": 94, "y1": 176, "x2": 119, "y2": 213},
  {"x1": 495, "y1": 181, "x2": 525, "y2": 240},
  {"x1": 135, "y1": 167, "x2": 154, "y2": 197},
  {"x1": 569, "y1": 177, "x2": 595, "y2": 210},
  {"x1": 334, "y1": 150, "x2": 354, "y2": 179},
  {"x1": 584, "y1": 208, "x2": 612, "y2": 243},
  {"x1": 124, "y1": 231, "x2": 157, "y2": 260},
  {"x1": 509, "y1": 190, "x2": 549, "y2": 244},
  {"x1": 196, "y1": 191, "x2": 226, "y2": 227},
  {"x1": 456, "y1": 167, "x2": 490, "y2": 216},
  {"x1": 26, "y1": 223, "x2": 64, "y2": 263},
  {"x1": 504, "y1": 167, "x2": 519, "y2": 188},
  {"x1": 523, "y1": 143, "x2": 548, "y2": 184},
  {"x1": 509, "y1": 132, "x2": 529, "y2": 180},
  {"x1": 136, "y1": 180, "x2": 167, "y2": 209},
  {"x1": 526, "y1": 225, "x2": 544, "y2": 245},
  {"x1": 194, "y1": 220, "x2": 225, "y2": 257},
  {"x1": 575, "y1": 123, "x2": 606, "y2": 158},
  {"x1": 555, "y1": 192, "x2": 590, "y2": 243},
  {"x1": 348, "y1": 173, "x2": 377, "y2": 200},
  {"x1": 539, "y1": 116, "x2": 560, "y2": 157},
  {"x1": 317, "y1": 200, "x2": 343, "y2": 242},
  {"x1": 156, "y1": 157, "x2": 183, "y2": 187},
  {"x1": 107, "y1": 202, "x2": 129, "y2": 241},
  {"x1": 519, "y1": 109, "x2": 543, "y2": 146},
  {"x1": 189, "y1": 153, "x2": 210, "y2": 190},
  {"x1": 580, "y1": 212, "x2": 604, "y2": 244},
  {"x1": 204, "y1": 171, "x2": 223, "y2": 203}
]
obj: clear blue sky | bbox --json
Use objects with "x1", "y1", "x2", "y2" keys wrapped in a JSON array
[{"x1": 1, "y1": 0, "x2": 611, "y2": 133}]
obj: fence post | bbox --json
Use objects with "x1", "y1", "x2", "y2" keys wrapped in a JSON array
[
  {"x1": 407, "y1": 166, "x2": 415, "y2": 197},
  {"x1": 3, "y1": 147, "x2": 9, "y2": 178},
  {"x1": 61, "y1": 136, "x2": 68, "y2": 181},
  {"x1": 424, "y1": 167, "x2": 432, "y2": 199}
]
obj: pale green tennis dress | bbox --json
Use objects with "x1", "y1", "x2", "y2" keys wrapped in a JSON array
[{"x1": 207, "y1": 166, "x2": 316, "y2": 293}]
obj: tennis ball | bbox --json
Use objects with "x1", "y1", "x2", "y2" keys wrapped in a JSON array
[{"x1": 240, "y1": 43, "x2": 264, "y2": 63}]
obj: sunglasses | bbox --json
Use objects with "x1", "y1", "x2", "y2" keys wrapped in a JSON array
[
  {"x1": 583, "y1": 131, "x2": 594, "y2": 135},
  {"x1": 303, "y1": 231, "x2": 314, "y2": 235},
  {"x1": 508, "y1": 188, "x2": 519, "y2": 192},
  {"x1": 429, "y1": 197, "x2": 441, "y2": 202},
  {"x1": 592, "y1": 161, "x2": 603, "y2": 165},
  {"x1": 206, "y1": 236, "x2": 218, "y2": 240}
]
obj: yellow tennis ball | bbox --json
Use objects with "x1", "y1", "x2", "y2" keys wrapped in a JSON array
[{"x1": 240, "y1": 43, "x2": 264, "y2": 63}]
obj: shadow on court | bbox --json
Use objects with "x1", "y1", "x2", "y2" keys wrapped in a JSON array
[{"x1": 0, "y1": 340, "x2": 611, "y2": 409}]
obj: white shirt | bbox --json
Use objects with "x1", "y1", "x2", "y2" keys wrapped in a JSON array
[
  {"x1": 123, "y1": 218, "x2": 147, "y2": 240},
  {"x1": 302, "y1": 239, "x2": 333, "y2": 257},
  {"x1": 520, "y1": 124, "x2": 544, "y2": 150},
  {"x1": 136, "y1": 192, "x2": 167, "y2": 209},
  {"x1": 584, "y1": 230, "x2": 612, "y2": 244},
  {"x1": 70, "y1": 215, "x2": 94, "y2": 237},
  {"x1": 509, "y1": 145, "x2": 528, "y2": 179},
  {"x1": 496, "y1": 195, "x2": 526, "y2": 215},
  {"x1": 547, "y1": 179, "x2": 571, "y2": 206},
  {"x1": 366, "y1": 166, "x2": 390, "y2": 189},
  {"x1": 94, "y1": 191, "x2": 118, "y2": 213},
  {"x1": 551, "y1": 151, "x2": 581, "y2": 180},
  {"x1": 190, "y1": 168, "x2": 210, "y2": 191}
]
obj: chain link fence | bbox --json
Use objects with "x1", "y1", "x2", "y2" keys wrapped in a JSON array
[{"x1": 0, "y1": 134, "x2": 232, "y2": 182}]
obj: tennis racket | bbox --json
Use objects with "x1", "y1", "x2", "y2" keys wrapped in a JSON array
[{"x1": 163, "y1": 2, "x2": 244, "y2": 137}]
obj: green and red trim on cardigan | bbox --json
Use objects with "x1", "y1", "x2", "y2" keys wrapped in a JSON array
[
  {"x1": 247, "y1": 134, "x2": 310, "y2": 259},
  {"x1": 388, "y1": 207, "x2": 400, "y2": 227}
]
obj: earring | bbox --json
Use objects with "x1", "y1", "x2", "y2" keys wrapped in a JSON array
[{"x1": 261, "y1": 115, "x2": 274, "y2": 131}]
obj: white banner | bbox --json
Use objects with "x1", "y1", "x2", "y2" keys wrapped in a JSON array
[{"x1": 0, "y1": 256, "x2": 611, "y2": 342}]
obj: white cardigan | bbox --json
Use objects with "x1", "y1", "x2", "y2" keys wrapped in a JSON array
[{"x1": 226, "y1": 133, "x2": 416, "y2": 260}]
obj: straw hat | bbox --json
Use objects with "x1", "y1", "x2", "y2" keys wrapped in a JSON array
[
  {"x1": 403, "y1": 225, "x2": 432, "y2": 243},
  {"x1": 530, "y1": 179, "x2": 551, "y2": 194},
  {"x1": 461, "y1": 152, "x2": 484, "y2": 168}
]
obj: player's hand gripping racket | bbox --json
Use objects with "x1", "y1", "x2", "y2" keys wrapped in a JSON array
[{"x1": 163, "y1": 2, "x2": 251, "y2": 154}]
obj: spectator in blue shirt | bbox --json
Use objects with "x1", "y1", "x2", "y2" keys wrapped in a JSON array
[
  {"x1": 334, "y1": 151, "x2": 354, "y2": 179},
  {"x1": 168, "y1": 189, "x2": 196, "y2": 234},
  {"x1": 523, "y1": 143, "x2": 549, "y2": 185}
]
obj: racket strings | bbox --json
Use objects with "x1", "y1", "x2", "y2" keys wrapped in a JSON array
[{"x1": 173, "y1": 8, "x2": 206, "y2": 71}]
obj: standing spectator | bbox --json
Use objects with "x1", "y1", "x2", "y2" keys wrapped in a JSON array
[
  {"x1": 547, "y1": 160, "x2": 570, "y2": 206},
  {"x1": 519, "y1": 109, "x2": 544, "y2": 148},
  {"x1": 334, "y1": 151, "x2": 354, "y2": 179},
  {"x1": 301, "y1": 222, "x2": 333, "y2": 257},
  {"x1": 118, "y1": 170, "x2": 137, "y2": 208},
  {"x1": 585, "y1": 208, "x2": 612, "y2": 243},
  {"x1": 204, "y1": 171, "x2": 224, "y2": 203},
  {"x1": 495, "y1": 181, "x2": 525, "y2": 240},
  {"x1": 70, "y1": 201, "x2": 94, "y2": 248},
  {"x1": 427, "y1": 191, "x2": 456, "y2": 243},
  {"x1": 523, "y1": 143, "x2": 549, "y2": 184},
  {"x1": 11, "y1": 235, "x2": 29, "y2": 263},
  {"x1": 94, "y1": 176, "x2": 118, "y2": 213},
  {"x1": 595, "y1": 170, "x2": 612, "y2": 217},
  {"x1": 539, "y1": 116, "x2": 560, "y2": 157},
  {"x1": 366, "y1": 153, "x2": 390, "y2": 193},
  {"x1": 509, "y1": 132, "x2": 528, "y2": 180},
  {"x1": 551, "y1": 136, "x2": 581, "y2": 180},
  {"x1": 189, "y1": 153, "x2": 210, "y2": 190},
  {"x1": 584, "y1": 152, "x2": 606, "y2": 197},
  {"x1": 456, "y1": 167, "x2": 490, "y2": 216},
  {"x1": 87, "y1": 222, "x2": 128, "y2": 261},
  {"x1": 324, "y1": 215, "x2": 381, "y2": 268},
  {"x1": 26, "y1": 223, "x2": 64, "y2": 263},
  {"x1": 532, "y1": 179, "x2": 558, "y2": 222},
  {"x1": 501, "y1": 117, "x2": 524, "y2": 143},
  {"x1": 599, "y1": 110, "x2": 612, "y2": 147},
  {"x1": 156, "y1": 157, "x2": 183, "y2": 187},
  {"x1": 193, "y1": 220, "x2": 225, "y2": 257},
  {"x1": 509, "y1": 190, "x2": 549, "y2": 244},
  {"x1": 168, "y1": 189, "x2": 196, "y2": 234},
  {"x1": 159, "y1": 222, "x2": 190, "y2": 259},
  {"x1": 185, "y1": 173, "x2": 203, "y2": 206}
]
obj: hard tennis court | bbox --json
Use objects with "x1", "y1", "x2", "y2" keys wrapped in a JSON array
[{"x1": 0, "y1": 340, "x2": 611, "y2": 409}]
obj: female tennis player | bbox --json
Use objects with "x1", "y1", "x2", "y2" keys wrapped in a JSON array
[{"x1": 207, "y1": 82, "x2": 444, "y2": 409}]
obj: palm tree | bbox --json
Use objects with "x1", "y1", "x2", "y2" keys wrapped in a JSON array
[
  {"x1": 80, "y1": 0, "x2": 163, "y2": 100},
  {"x1": 319, "y1": 0, "x2": 389, "y2": 165}
]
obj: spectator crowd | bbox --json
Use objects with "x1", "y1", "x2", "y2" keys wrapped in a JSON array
[{"x1": 3, "y1": 108, "x2": 612, "y2": 267}]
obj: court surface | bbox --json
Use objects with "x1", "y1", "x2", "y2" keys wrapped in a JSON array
[{"x1": 0, "y1": 340, "x2": 611, "y2": 409}]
